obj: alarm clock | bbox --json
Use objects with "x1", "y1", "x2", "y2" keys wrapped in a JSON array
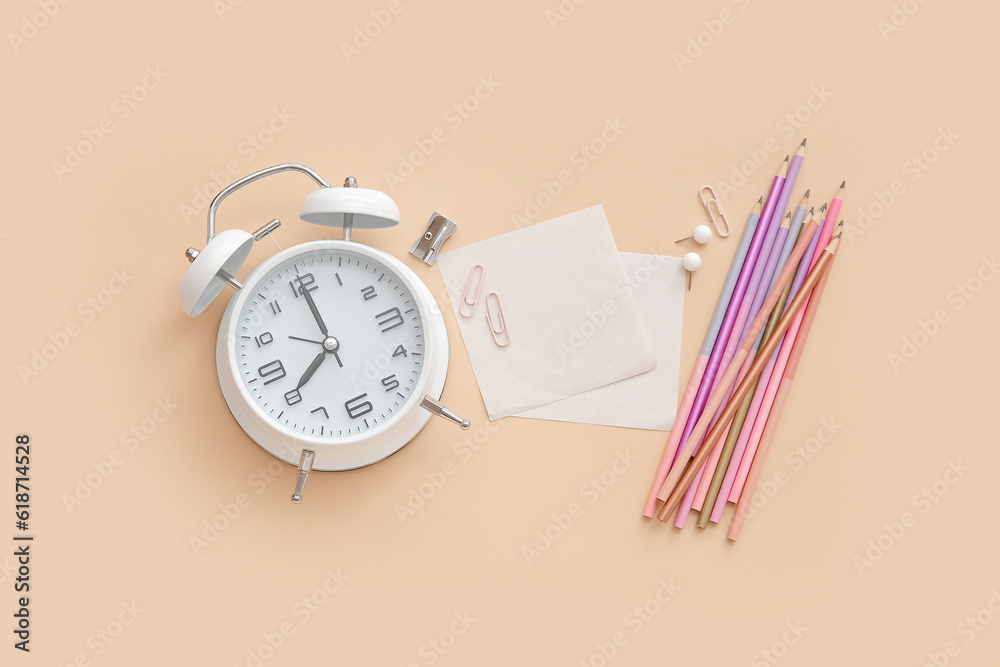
[{"x1": 179, "y1": 163, "x2": 469, "y2": 503}]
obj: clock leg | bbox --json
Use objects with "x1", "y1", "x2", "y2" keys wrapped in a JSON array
[
  {"x1": 420, "y1": 396, "x2": 471, "y2": 430},
  {"x1": 291, "y1": 449, "x2": 316, "y2": 504}
]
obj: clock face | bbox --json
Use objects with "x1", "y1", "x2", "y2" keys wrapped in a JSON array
[{"x1": 234, "y1": 247, "x2": 425, "y2": 438}]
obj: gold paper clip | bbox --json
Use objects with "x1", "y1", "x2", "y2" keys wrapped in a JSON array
[
  {"x1": 460, "y1": 264, "x2": 484, "y2": 318},
  {"x1": 485, "y1": 292, "x2": 510, "y2": 348},
  {"x1": 699, "y1": 186, "x2": 731, "y2": 237}
]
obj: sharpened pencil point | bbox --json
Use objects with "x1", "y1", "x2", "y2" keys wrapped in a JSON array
[
  {"x1": 783, "y1": 156, "x2": 789, "y2": 163},
  {"x1": 757, "y1": 196, "x2": 763, "y2": 204},
  {"x1": 800, "y1": 138, "x2": 807, "y2": 147},
  {"x1": 840, "y1": 181, "x2": 845, "y2": 188},
  {"x1": 809, "y1": 207, "x2": 814, "y2": 214},
  {"x1": 820, "y1": 203, "x2": 828, "y2": 212},
  {"x1": 785, "y1": 212, "x2": 791, "y2": 218},
  {"x1": 804, "y1": 189, "x2": 810, "y2": 198}
]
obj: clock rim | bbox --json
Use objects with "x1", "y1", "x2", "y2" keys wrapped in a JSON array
[{"x1": 216, "y1": 239, "x2": 449, "y2": 471}]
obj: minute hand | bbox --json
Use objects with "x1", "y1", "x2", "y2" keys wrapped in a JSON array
[{"x1": 301, "y1": 287, "x2": 329, "y2": 337}]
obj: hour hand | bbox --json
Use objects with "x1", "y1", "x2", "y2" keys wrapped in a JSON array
[
  {"x1": 296, "y1": 350, "x2": 327, "y2": 389},
  {"x1": 301, "y1": 287, "x2": 329, "y2": 337}
]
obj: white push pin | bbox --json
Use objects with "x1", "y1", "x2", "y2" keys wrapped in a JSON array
[
  {"x1": 682, "y1": 252, "x2": 702, "y2": 291},
  {"x1": 675, "y1": 224, "x2": 712, "y2": 245}
]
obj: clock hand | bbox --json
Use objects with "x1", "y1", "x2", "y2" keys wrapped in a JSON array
[
  {"x1": 331, "y1": 348, "x2": 343, "y2": 368},
  {"x1": 301, "y1": 286, "x2": 329, "y2": 337},
  {"x1": 289, "y1": 335, "x2": 324, "y2": 345},
  {"x1": 296, "y1": 350, "x2": 327, "y2": 390}
]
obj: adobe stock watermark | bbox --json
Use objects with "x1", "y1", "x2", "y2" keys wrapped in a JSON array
[
  {"x1": 61, "y1": 397, "x2": 181, "y2": 514},
  {"x1": 393, "y1": 418, "x2": 504, "y2": 523},
  {"x1": 7, "y1": 0, "x2": 73, "y2": 54},
  {"x1": 511, "y1": 116, "x2": 627, "y2": 229},
  {"x1": 750, "y1": 620, "x2": 809, "y2": 667},
  {"x1": 51, "y1": 65, "x2": 168, "y2": 183},
  {"x1": 188, "y1": 461, "x2": 286, "y2": 555},
  {"x1": 887, "y1": 255, "x2": 998, "y2": 372},
  {"x1": 17, "y1": 268, "x2": 135, "y2": 386},
  {"x1": 877, "y1": 0, "x2": 932, "y2": 40},
  {"x1": 853, "y1": 459, "x2": 970, "y2": 575},
  {"x1": 555, "y1": 249, "x2": 671, "y2": 362},
  {"x1": 739, "y1": 416, "x2": 843, "y2": 523},
  {"x1": 232, "y1": 568, "x2": 350, "y2": 667},
  {"x1": 178, "y1": 107, "x2": 295, "y2": 224},
  {"x1": 709, "y1": 86, "x2": 833, "y2": 202},
  {"x1": 544, "y1": 0, "x2": 589, "y2": 30},
  {"x1": 383, "y1": 75, "x2": 502, "y2": 190},
  {"x1": 577, "y1": 578, "x2": 681, "y2": 667},
  {"x1": 339, "y1": 0, "x2": 412, "y2": 62},
  {"x1": 522, "y1": 449, "x2": 638, "y2": 566},
  {"x1": 55, "y1": 600, "x2": 144, "y2": 666},
  {"x1": 403, "y1": 611, "x2": 477, "y2": 667},
  {"x1": 843, "y1": 126, "x2": 958, "y2": 244},
  {"x1": 672, "y1": 0, "x2": 754, "y2": 73},
  {"x1": 917, "y1": 588, "x2": 1000, "y2": 667}
]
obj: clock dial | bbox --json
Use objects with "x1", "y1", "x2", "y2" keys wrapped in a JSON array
[{"x1": 235, "y1": 248, "x2": 424, "y2": 438}]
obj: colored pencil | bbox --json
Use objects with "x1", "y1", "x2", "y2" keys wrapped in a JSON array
[
  {"x1": 727, "y1": 195, "x2": 842, "y2": 503},
  {"x1": 674, "y1": 213, "x2": 792, "y2": 527},
  {"x1": 728, "y1": 224, "x2": 843, "y2": 541},
  {"x1": 706, "y1": 210, "x2": 820, "y2": 523},
  {"x1": 642, "y1": 198, "x2": 763, "y2": 517},
  {"x1": 697, "y1": 197, "x2": 810, "y2": 527},
  {"x1": 656, "y1": 228, "x2": 838, "y2": 523},
  {"x1": 654, "y1": 157, "x2": 789, "y2": 504},
  {"x1": 654, "y1": 213, "x2": 818, "y2": 516}
]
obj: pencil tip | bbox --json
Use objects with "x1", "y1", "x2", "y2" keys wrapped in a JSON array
[
  {"x1": 809, "y1": 207, "x2": 814, "y2": 214},
  {"x1": 800, "y1": 138, "x2": 807, "y2": 147},
  {"x1": 784, "y1": 156, "x2": 789, "y2": 163},
  {"x1": 836, "y1": 231, "x2": 842, "y2": 239},
  {"x1": 840, "y1": 180, "x2": 846, "y2": 189},
  {"x1": 804, "y1": 189, "x2": 810, "y2": 198},
  {"x1": 820, "y1": 203, "x2": 828, "y2": 212},
  {"x1": 757, "y1": 196, "x2": 763, "y2": 204},
  {"x1": 785, "y1": 211, "x2": 791, "y2": 218}
]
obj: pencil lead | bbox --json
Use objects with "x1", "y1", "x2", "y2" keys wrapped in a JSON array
[
  {"x1": 800, "y1": 138, "x2": 807, "y2": 147},
  {"x1": 784, "y1": 156, "x2": 789, "y2": 163},
  {"x1": 785, "y1": 212, "x2": 791, "y2": 218},
  {"x1": 820, "y1": 203, "x2": 828, "y2": 212},
  {"x1": 840, "y1": 180, "x2": 845, "y2": 189},
  {"x1": 804, "y1": 189, "x2": 810, "y2": 198},
  {"x1": 809, "y1": 207, "x2": 814, "y2": 214},
  {"x1": 836, "y1": 231, "x2": 842, "y2": 239},
  {"x1": 757, "y1": 196, "x2": 763, "y2": 204}
]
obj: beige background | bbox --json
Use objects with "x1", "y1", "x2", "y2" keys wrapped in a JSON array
[{"x1": 2, "y1": 0, "x2": 998, "y2": 664}]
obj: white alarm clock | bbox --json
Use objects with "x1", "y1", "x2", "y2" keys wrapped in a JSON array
[{"x1": 179, "y1": 163, "x2": 469, "y2": 503}]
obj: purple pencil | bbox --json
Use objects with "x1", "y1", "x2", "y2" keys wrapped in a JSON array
[
  {"x1": 672, "y1": 141, "x2": 806, "y2": 525},
  {"x1": 656, "y1": 155, "x2": 789, "y2": 503}
]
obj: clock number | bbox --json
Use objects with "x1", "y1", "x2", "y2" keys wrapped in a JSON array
[
  {"x1": 361, "y1": 285, "x2": 377, "y2": 301},
  {"x1": 392, "y1": 345, "x2": 408, "y2": 358},
  {"x1": 254, "y1": 332, "x2": 273, "y2": 347},
  {"x1": 345, "y1": 393, "x2": 374, "y2": 420},
  {"x1": 376, "y1": 307, "x2": 404, "y2": 333},
  {"x1": 269, "y1": 300, "x2": 282, "y2": 315},
  {"x1": 289, "y1": 272, "x2": 318, "y2": 298},
  {"x1": 381, "y1": 374, "x2": 399, "y2": 392},
  {"x1": 284, "y1": 389, "x2": 302, "y2": 406},
  {"x1": 257, "y1": 360, "x2": 286, "y2": 385}
]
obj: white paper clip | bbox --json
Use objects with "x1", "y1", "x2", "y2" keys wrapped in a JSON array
[
  {"x1": 699, "y1": 186, "x2": 731, "y2": 237},
  {"x1": 460, "y1": 264, "x2": 484, "y2": 317},
  {"x1": 485, "y1": 292, "x2": 510, "y2": 348}
]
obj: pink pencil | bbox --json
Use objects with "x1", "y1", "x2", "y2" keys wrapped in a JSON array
[
  {"x1": 727, "y1": 184, "x2": 843, "y2": 503},
  {"x1": 641, "y1": 201, "x2": 762, "y2": 517},
  {"x1": 674, "y1": 217, "x2": 792, "y2": 527},
  {"x1": 728, "y1": 224, "x2": 841, "y2": 541},
  {"x1": 708, "y1": 208, "x2": 826, "y2": 521}
]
